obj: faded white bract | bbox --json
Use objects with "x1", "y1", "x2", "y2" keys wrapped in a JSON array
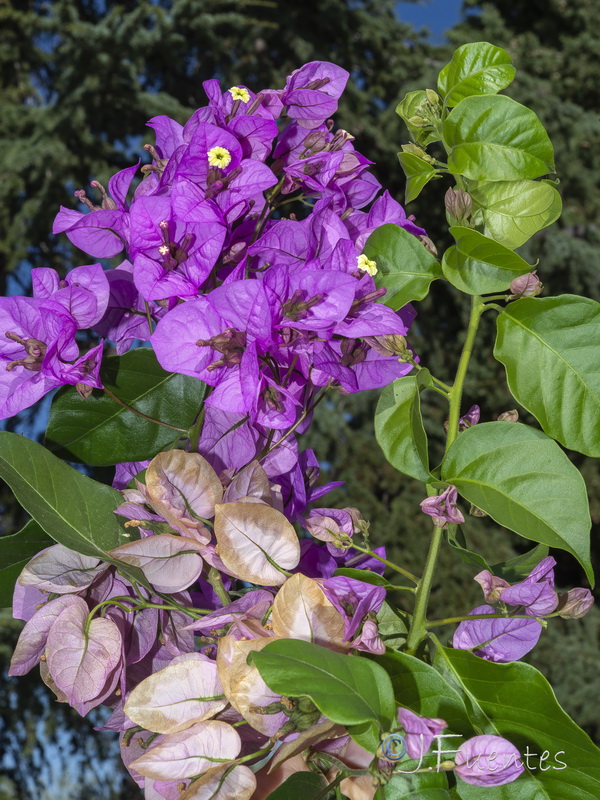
[
  {"x1": 214, "y1": 502, "x2": 300, "y2": 585},
  {"x1": 124, "y1": 655, "x2": 227, "y2": 734}
]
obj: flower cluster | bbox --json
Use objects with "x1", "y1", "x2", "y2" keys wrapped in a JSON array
[
  {"x1": 453, "y1": 557, "x2": 593, "y2": 662},
  {"x1": 10, "y1": 451, "x2": 526, "y2": 797}
]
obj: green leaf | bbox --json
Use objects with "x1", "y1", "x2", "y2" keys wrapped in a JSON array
[
  {"x1": 384, "y1": 772, "x2": 452, "y2": 800},
  {"x1": 444, "y1": 95, "x2": 555, "y2": 181},
  {"x1": 396, "y1": 90, "x2": 439, "y2": 146},
  {"x1": 363, "y1": 224, "x2": 443, "y2": 310},
  {"x1": 46, "y1": 348, "x2": 205, "y2": 466},
  {"x1": 251, "y1": 638, "x2": 396, "y2": 730},
  {"x1": 494, "y1": 295, "x2": 600, "y2": 457},
  {"x1": 441, "y1": 422, "x2": 593, "y2": 583},
  {"x1": 469, "y1": 179, "x2": 562, "y2": 249},
  {"x1": 375, "y1": 373, "x2": 431, "y2": 482},
  {"x1": 435, "y1": 646, "x2": 600, "y2": 800},
  {"x1": 442, "y1": 227, "x2": 532, "y2": 295},
  {"x1": 265, "y1": 772, "x2": 327, "y2": 799},
  {"x1": 398, "y1": 152, "x2": 439, "y2": 203},
  {"x1": 377, "y1": 601, "x2": 410, "y2": 650},
  {"x1": 333, "y1": 567, "x2": 394, "y2": 590},
  {"x1": 491, "y1": 543, "x2": 549, "y2": 584},
  {"x1": 444, "y1": 525, "x2": 492, "y2": 573},
  {"x1": 438, "y1": 42, "x2": 515, "y2": 107},
  {"x1": 0, "y1": 520, "x2": 53, "y2": 607},
  {"x1": 372, "y1": 650, "x2": 472, "y2": 735},
  {"x1": 0, "y1": 432, "x2": 148, "y2": 586}
]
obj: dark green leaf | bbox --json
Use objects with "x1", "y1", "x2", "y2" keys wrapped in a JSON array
[
  {"x1": 444, "y1": 525, "x2": 492, "y2": 572},
  {"x1": 333, "y1": 567, "x2": 394, "y2": 589},
  {"x1": 384, "y1": 771, "x2": 452, "y2": 800},
  {"x1": 372, "y1": 650, "x2": 472, "y2": 735},
  {"x1": 441, "y1": 423, "x2": 593, "y2": 583},
  {"x1": 251, "y1": 638, "x2": 396, "y2": 730},
  {"x1": 0, "y1": 520, "x2": 53, "y2": 607},
  {"x1": 435, "y1": 646, "x2": 600, "y2": 800},
  {"x1": 0, "y1": 432, "x2": 148, "y2": 586},
  {"x1": 265, "y1": 772, "x2": 327, "y2": 799},
  {"x1": 491, "y1": 543, "x2": 549, "y2": 584},
  {"x1": 375, "y1": 373, "x2": 431, "y2": 482},
  {"x1": 444, "y1": 95, "x2": 555, "y2": 181},
  {"x1": 363, "y1": 225, "x2": 443, "y2": 310},
  {"x1": 46, "y1": 348, "x2": 205, "y2": 466},
  {"x1": 442, "y1": 227, "x2": 532, "y2": 295},
  {"x1": 469, "y1": 179, "x2": 562, "y2": 249},
  {"x1": 438, "y1": 42, "x2": 515, "y2": 107},
  {"x1": 495, "y1": 295, "x2": 600, "y2": 457},
  {"x1": 398, "y1": 152, "x2": 439, "y2": 203},
  {"x1": 377, "y1": 601, "x2": 410, "y2": 650}
]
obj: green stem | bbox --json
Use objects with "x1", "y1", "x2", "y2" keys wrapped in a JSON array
[
  {"x1": 349, "y1": 543, "x2": 419, "y2": 584},
  {"x1": 405, "y1": 525, "x2": 444, "y2": 654},
  {"x1": 144, "y1": 300, "x2": 154, "y2": 334},
  {"x1": 103, "y1": 387, "x2": 187, "y2": 433},
  {"x1": 188, "y1": 405, "x2": 205, "y2": 453},
  {"x1": 314, "y1": 774, "x2": 344, "y2": 800},
  {"x1": 406, "y1": 295, "x2": 484, "y2": 654},
  {"x1": 445, "y1": 295, "x2": 484, "y2": 452},
  {"x1": 208, "y1": 567, "x2": 231, "y2": 606}
]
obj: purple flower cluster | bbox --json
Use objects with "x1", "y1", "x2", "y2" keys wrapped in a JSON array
[
  {"x1": 453, "y1": 557, "x2": 593, "y2": 662},
  {"x1": 34, "y1": 62, "x2": 422, "y2": 438}
]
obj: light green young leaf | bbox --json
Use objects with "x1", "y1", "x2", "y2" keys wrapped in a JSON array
[
  {"x1": 396, "y1": 90, "x2": 439, "y2": 146},
  {"x1": 46, "y1": 348, "x2": 205, "y2": 466},
  {"x1": 0, "y1": 432, "x2": 147, "y2": 586},
  {"x1": 435, "y1": 646, "x2": 600, "y2": 800},
  {"x1": 251, "y1": 638, "x2": 396, "y2": 730},
  {"x1": 444, "y1": 95, "x2": 555, "y2": 181},
  {"x1": 495, "y1": 295, "x2": 600, "y2": 457},
  {"x1": 441, "y1": 423, "x2": 593, "y2": 583},
  {"x1": 469, "y1": 179, "x2": 562, "y2": 249},
  {"x1": 438, "y1": 42, "x2": 515, "y2": 107},
  {"x1": 0, "y1": 520, "x2": 53, "y2": 607},
  {"x1": 363, "y1": 224, "x2": 443, "y2": 310},
  {"x1": 442, "y1": 226, "x2": 532, "y2": 295},
  {"x1": 374, "y1": 373, "x2": 431, "y2": 482},
  {"x1": 398, "y1": 152, "x2": 439, "y2": 203}
]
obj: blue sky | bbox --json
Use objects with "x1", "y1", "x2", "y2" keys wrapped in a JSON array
[{"x1": 396, "y1": 0, "x2": 463, "y2": 42}]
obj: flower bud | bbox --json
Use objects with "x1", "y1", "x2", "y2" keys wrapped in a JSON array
[
  {"x1": 420, "y1": 486, "x2": 465, "y2": 528},
  {"x1": 445, "y1": 187, "x2": 473, "y2": 224},
  {"x1": 469, "y1": 504, "x2": 487, "y2": 518},
  {"x1": 364, "y1": 334, "x2": 408, "y2": 358},
  {"x1": 425, "y1": 88, "x2": 441, "y2": 106},
  {"x1": 497, "y1": 409, "x2": 519, "y2": 423},
  {"x1": 418, "y1": 235, "x2": 438, "y2": 257},
  {"x1": 407, "y1": 115, "x2": 430, "y2": 128},
  {"x1": 509, "y1": 271, "x2": 543, "y2": 299},
  {"x1": 459, "y1": 404, "x2": 480, "y2": 430},
  {"x1": 401, "y1": 143, "x2": 435, "y2": 163},
  {"x1": 557, "y1": 588, "x2": 594, "y2": 619}
]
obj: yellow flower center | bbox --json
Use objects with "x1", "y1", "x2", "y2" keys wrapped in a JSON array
[
  {"x1": 357, "y1": 254, "x2": 378, "y2": 276},
  {"x1": 228, "y1": 86, "x2": 250, "y2": 103},
  {"x1": 207, "y1": 146, "x2": 232, "y2": 168}
]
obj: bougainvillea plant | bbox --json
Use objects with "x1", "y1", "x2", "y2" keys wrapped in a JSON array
[{"x1": 2, "y1": 42, "x2": 599, "y2": 799}]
